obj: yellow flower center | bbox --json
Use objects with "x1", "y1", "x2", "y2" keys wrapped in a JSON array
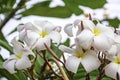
[
  {"x1": 40, "y1": 30, "x2": 48, "y2": 38},
  {"x1": 75, "y1": 51, "x2": 86, "y2": 58},
  {"x1": 114, "y1": 57, "x2": 120, "y2": 64},
  {"x1": 16, "y1": 53, "x2": 23, "y2": 60},
  {"x1": 92, "y1": 28, "x2": 101, "y2": 36}
]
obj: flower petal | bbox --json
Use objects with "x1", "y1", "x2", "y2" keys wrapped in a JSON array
[
  {"x1": 59, "y1": 45, "x2": 75, "y2": 55},
  {"x1": 73, "y1": 19, "x2": 81, "y2": 27},
  {"x1": 35, "y1": 37, "x2": 51, "y2": 51},
  {"x1": 108, "y1": 45, "x2": 117, "y2": 56},
  {"x1": 65, "y1": 56, "x2": 81, "y2": 73},
  {"x1": 3, "y1": 60, "x2": 16, "y2": 74},
  {"x1": 11, "y1": 37, "x2": 24, "y2": 53},
  {"x1": 25, "y1": 30, "x2": 39, "y2": 48},
  {"x1": 15, "y1": 56, "x2": 31, "y2": 70},
  {"x1": 96, "y1": 23, "x2": 114, "y2": 39},
  {"x1": 105, "y1": 63, "x2": 119, "y2": 80},
  {"x1": 49, "y1": 31, "x2": 61, "y2": 44},
  {"x1": 82, "y1": 20, "x2": 95, "y2": 30},
  {"x1": 77, "y1": 30, "x2": 94, "y2": 50},
  {"x1": 64, "y1": 24, "x2": 73, "y2": 37},
  {"x1": 18, "y1": 22, "x2": 38, "y2": 32},
  {"x1": 34, "y1": 20, "x2": 56, "y2": 33},
  {"x1": 81, "y1": 50, "x2": 101, "y2": 73},
  {"x1": 93, "y1": 35, "x2": 112, "y2": 51}
]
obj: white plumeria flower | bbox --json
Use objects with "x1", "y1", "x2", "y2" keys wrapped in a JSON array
[
  {"x1": 106, "y1": 33, "x2": 120, "y2": 60},
  {"x1": 116, "y1": 26, "x2": 120, "y2": 35},
  {"x1": 59, "y1": 44, "x2": 101, "y2": 73},
  {"x1": 18, "y1": 21, "x2": 61, "y2": 51},
  {"x1": 105, "y1": 54, "x2": 120, "y2": 80},
  {"x1": 76, "y1": 20, "x2": 114, "y2": 51},
  {"x1": 3, "y1": 38, "x2": 34, "y2": 74}
]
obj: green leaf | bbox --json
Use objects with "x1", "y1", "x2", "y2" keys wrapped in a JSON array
[
  {"x1": 0, "y1": 62, "x2": 3, "y2": 69},
  {"x1": 102, "y1": 77, "x2": 112, "y2": 80},
  {"x1": 22, "y1": 1, "x2": 72, "y2": 18},
  {"x1": 103, "y1": 18, "x2": 120, "y2": 28},
  {"x1": 0, "y1": 55, "x2": 4, "y2": 69},
  {"x1": 0, "y1": 31, "x2": 7, "y2": 42},
  {"x1": 74, "y1": 0, "x2": 107, "y2": 9},
  {"x1": 34, "y1": 54, "x2": 44, "y2": 75},
  {"x1": 15, "y1": 71, "x2": 27, "y2": 80},
  {"x1": 51, "y1": 43, "x2": 62, "y2": 58},
  {"x1": 0, "y1": 69, "x2": 20, "y2": 80},
  {"x1": 0, "y1": 0, "x2": 16, "y2": 13},
  {"x1": 74, "y1": 64, "x2": 86, "y2": 79},
  {"x1": 0, "y1": 39, "x2": 13, "y2": 54},
  {"x1": 74, "y1": 64, "x2": 100, "y2": 80},
  {"x1": 63, "y1": 0, "x2": 83, "y2": 15},
  {"x1": 63, "y1": 38, "x2": 70, "y2": 47},
  {"x1": 0, "y1": 31, "x2": 13, "y2": 54}
]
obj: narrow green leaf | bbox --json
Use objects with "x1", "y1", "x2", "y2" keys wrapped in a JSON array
[
  {"x1": 0, "y1": 55, "x2": 4, "y2": 69},
  {"x1": 15, "y1": 71, "x2": 27, "y2": 80},
  {"x1": 0, "y1": 39, "x2": 13, "y2": 54},
  {"x1": 0, "y1": 62, "x2": 3, "y2": 69},
  {"x1": 0, "y1": 0, "x2": 16, "y2": 13},
  {"x1": 0, "y1": 30, "x2": 13, "y2": 54},
  {"x1": 0, "y1": 69, "x2": 20, "y2": 80},
  {"x1": 0, "y1": 31, "x2": 7, "y2": 42},
  {"x1": 34, "y1": 55, "x2": 44, "y2": 75}
]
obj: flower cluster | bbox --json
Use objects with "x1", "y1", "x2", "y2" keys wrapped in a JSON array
[
  {"x1": 3, "y1": 21, "x2": 61, "y2": 74},
  {"x1": 60, "y1": 19, "x2": 120, "y2": 79},
  {"x1": 2, "y1": 19, "x2": 120, "y2": 80}
]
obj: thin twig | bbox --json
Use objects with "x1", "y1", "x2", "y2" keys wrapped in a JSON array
[
  {"x1": 116, "y1": 72, "x2": 120, "y2": 80},
  {"x1": 62, "y1": 52, "x2": 66, "y2": 63},
  {"x1": 86, "y1": 73, "x2": 90, "y2": 80},
  {"x1": 89, "y1": 13, "x2": 92, "y2": 20},
  {"x1": 0, "y1": 0, "x2": 26, "y2": 30},
  {"x1": 51, "y1": 58, "x2": 69, "y2": 80},
  {"x1": 42, "y1": 52, "x2": 63, "y2": 79},
  {"x1": 28, "y1": 50, "x2": 38, "y2": 80},
  {"x1": 44, "y1": 43, "x2": 64, "y2": 65}
]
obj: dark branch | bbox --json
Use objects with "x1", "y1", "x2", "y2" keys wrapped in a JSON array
[{"x1": 0, "y1": 0, "x2": 26, "y2": 30}]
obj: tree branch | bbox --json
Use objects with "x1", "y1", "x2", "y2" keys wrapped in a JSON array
[{"x1": 0, "y1": 0, "x2": 26, "y2": 30}]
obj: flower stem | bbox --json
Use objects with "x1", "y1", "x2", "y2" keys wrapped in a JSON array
[
  {"x1": 51, "y1": 58, "x2": 69, "y2": 80},
  {"x1": 42, "y1": 52, "x2": 63, "y2": 79},
  {"x1": 0, "y1": 0, "x2": 26, "y2": 30},
  {"x1": 44, "y1": 43, "x2": 64, "y2": 65}
]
